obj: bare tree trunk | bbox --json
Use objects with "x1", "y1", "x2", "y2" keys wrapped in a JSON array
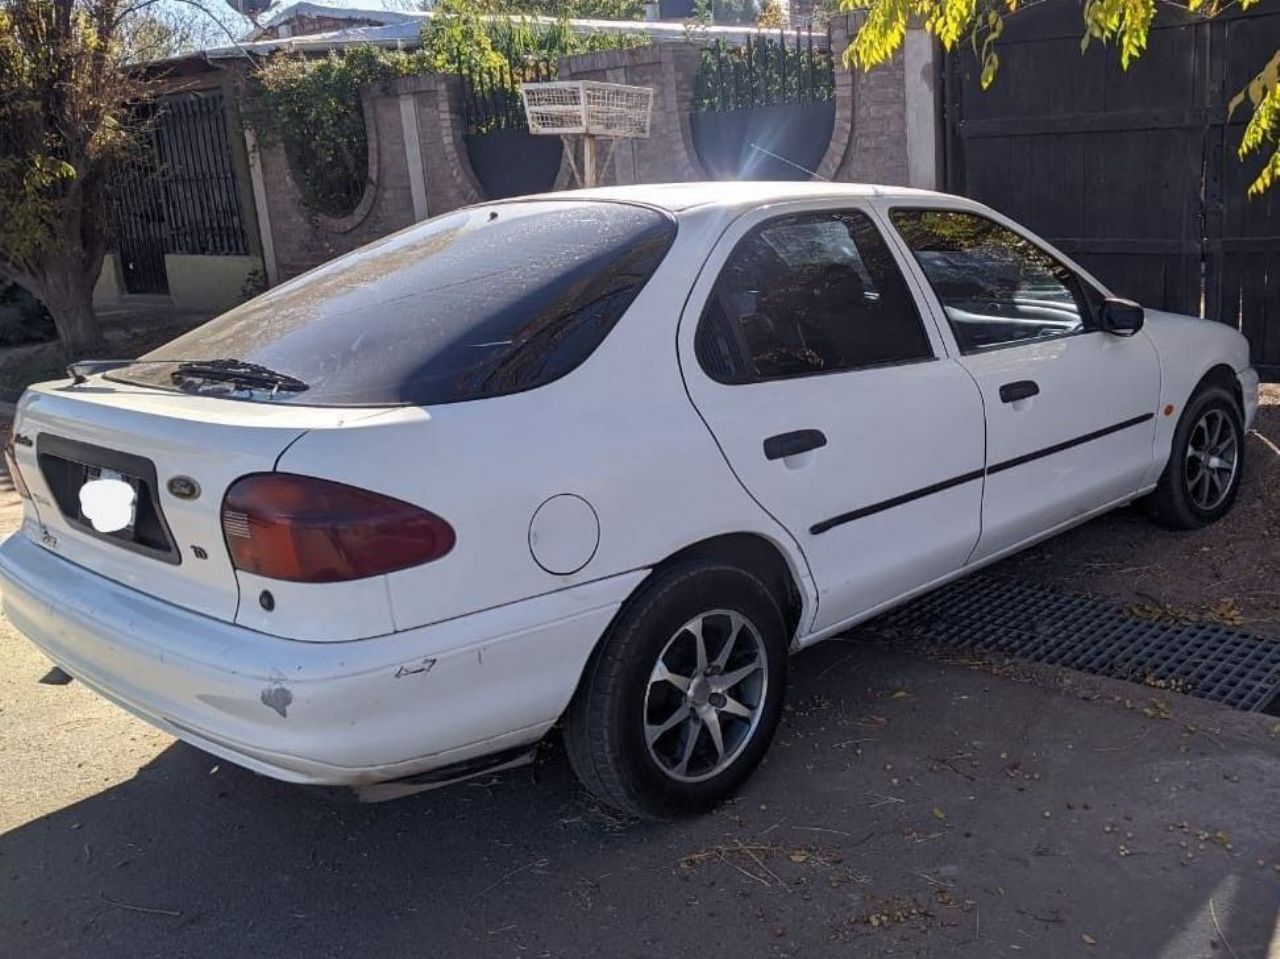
[{"x1": 37, "y1": 256, "x2": 103, "y2": 355}]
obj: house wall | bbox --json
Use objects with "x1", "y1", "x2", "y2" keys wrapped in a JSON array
[
  {"x1": 92, "y1": 254, "x2": 125, "y2": 305},
  {"x1": 94, "y1": 71, "x2": 267, "y2": 314},
  {"x1": 164, "y1": 254, "x2": 263, "y2": 313}
]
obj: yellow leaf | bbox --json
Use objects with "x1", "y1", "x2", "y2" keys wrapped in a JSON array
[
  {"x1": 933, "y1": 807, "x2": 948, "y2": 821},
  {"x1": 981, "y1": 51, "x2": 1000, "y2": 89},
  {"x1": 1083, "y1": 933, "x2": 1098, "y2": 945},
  {"x1": 891, "y1": 690, "x2": 908, "y2": 699}
]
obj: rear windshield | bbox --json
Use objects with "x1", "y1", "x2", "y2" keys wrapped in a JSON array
[{"x1": 108, "y1": 201, "x2": 676, "y2": 406}]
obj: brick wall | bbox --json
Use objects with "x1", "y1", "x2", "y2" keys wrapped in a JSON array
[
  {"x1": 393, "y1": 74, "x2": 485, "y2": 216},
  {"x1": 251, "y1": 21, "x2": 930, "y2": 281},
  {"x1": 839, "y1": 41, "x2": 910, "y2": 183},
  {"x1": 555, "y1": 23, "x2": 922, "y2": 190},
  {"x1": 558, "y1": 44, "x2": 707, "y2": 186},
  {"x1": 256, "y1": 73, "x2": 484, "y2": 281},
  {"x1": 259, "y1": 89, "x2": 415, "y2": 281},
  {"x1": 818, "y1": 11, "x2": 912, "y2": 186}
]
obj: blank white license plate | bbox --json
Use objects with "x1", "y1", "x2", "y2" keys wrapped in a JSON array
[{"x1": 81, "y1": 467, "x2": 139, "y2": 534}]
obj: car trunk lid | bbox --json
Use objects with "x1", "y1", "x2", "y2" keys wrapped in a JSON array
[{"x1": 11, "y1": 377, "x2": 391, "y2": 622}]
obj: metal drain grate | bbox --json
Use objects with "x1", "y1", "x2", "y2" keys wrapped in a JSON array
[{"x1": 880, "y1": 575, "x2": 1280, "y2": 713}]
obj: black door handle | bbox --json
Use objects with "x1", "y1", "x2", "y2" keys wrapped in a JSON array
[
  {"x1": 999, "y1": 380, "x2": 1040, "y2": 403},
  {"x1": 763, "y1": 429, "x2": 827, "y2": 461}
]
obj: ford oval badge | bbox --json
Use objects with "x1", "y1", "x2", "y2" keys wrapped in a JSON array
[{"x1": 167, "y1": 476, "x2": 201, "y2": 501}]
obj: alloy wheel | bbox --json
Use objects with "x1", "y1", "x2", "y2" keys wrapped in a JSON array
[
  {"x1": 1184, "y1": 407, "x2": 1240, "y2": 512},
  {"x1": 642, "y1": 610, "x2": 768, "y2": 783}
]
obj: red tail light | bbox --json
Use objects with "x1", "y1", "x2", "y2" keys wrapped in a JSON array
[{"x1": 221, "y1": 473, "x2": 455, "y2": 583}]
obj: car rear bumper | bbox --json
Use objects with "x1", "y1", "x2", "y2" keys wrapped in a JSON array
[{"x1": 0, "y1": 533, "x2": 643, "y2": 785}]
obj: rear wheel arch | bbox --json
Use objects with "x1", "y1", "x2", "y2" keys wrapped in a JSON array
[{"x1": 649, "y1": 533, "x2": 807, "y2": 643}]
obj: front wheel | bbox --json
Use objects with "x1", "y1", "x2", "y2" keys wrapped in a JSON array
[
  {"x1": 1150, "y1": 383, "x2": 1245, "y2": 529},
  {"x1": 564, "y1": 563, "x2": 788, "y2": 820}
]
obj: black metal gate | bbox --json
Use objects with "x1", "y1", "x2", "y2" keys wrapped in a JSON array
[
  {"x1": 943, "y1": 0, "x2": 1280, "y2": 376},
  {"x1": 692, "y1": 32, "x2": 836, "y2": 180},
  {"x1": 458, "y1": 56, "x2": 564, "y2": 200},
  {"x1": 113, "y1": 91, "x2": 248, "y2": 295},
  {"x1": 114, "y1": 113, "x2": 169, "y2": 295}
]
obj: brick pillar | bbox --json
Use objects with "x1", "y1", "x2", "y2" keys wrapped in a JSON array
[
  {"x1": 903, "y1": 28, "x2": 941, "y2": 189},
  {"x1": 256, "y1": 86, "x2": 418, "y2": 280},
  {"x1": 815, "y1": 11, "x2": 861, "y2": 181},
  {"x1": 821, "y1": 10, "x2": 935, "y2": 188},
  {"x1": 387, "y1": 74, "x2": 485, "y2": 217},
  {"x1": 559, "y1": 43, "x2": 708, "y2": 186}
]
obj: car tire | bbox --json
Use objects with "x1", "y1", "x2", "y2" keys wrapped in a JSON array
[
  {"x1": 564, "y1": 562, "x2": 788, "y2": 820},
  {"x1": 1149, "y1": 383, "x2": 1245, "y2": 530}
]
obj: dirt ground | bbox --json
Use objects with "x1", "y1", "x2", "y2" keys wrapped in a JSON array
[{"x1": 996, "y1": 384, "x2": 1280, "y2": 636}]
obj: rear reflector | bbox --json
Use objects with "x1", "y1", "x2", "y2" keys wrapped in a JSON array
[{"x1": 221, "y1": 473, "x2": 455, "y2": 583}]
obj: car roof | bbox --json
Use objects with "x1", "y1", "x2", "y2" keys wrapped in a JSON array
[{"x1": 520, "y1": 181, "x2": 953, "y2": 213}]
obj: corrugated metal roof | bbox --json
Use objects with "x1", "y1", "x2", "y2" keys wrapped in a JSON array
[{"x1": 204, "y1": 4, "x2": 825, "y2": 59}]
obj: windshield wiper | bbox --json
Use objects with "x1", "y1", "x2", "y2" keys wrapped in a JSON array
[
  {"x1": 69, "y1": 357, "x2": 309, "y2": 394},
  {"x1": 170, "y1": 359, "x2": 309, "y2": 394}
]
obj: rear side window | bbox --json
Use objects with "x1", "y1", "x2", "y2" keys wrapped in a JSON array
[
  {"x1": 695, "y1": 210, "x2": 933, "y2": 384},
  {"x1": 109, "y1": 201, "x2": 676, "y2": 406},
  {"x1": 889, "y1": 208, "x2": 1096, "y2": 353}
]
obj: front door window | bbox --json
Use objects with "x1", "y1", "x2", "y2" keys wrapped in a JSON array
[{"x1": 889, "y1": 209, "x2": 1097, "y2": 353}]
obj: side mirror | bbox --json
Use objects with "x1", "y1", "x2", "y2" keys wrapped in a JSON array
[{"x1": 1099, "y1": 297, "x2": 1144, "y2": 337}]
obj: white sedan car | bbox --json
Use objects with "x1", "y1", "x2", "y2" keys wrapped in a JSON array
[{"x1": 1, "y1": 183, "x2": 1259, "y2": 818}]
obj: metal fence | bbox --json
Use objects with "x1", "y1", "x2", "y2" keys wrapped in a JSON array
[
  {"x1": 110, "y1": 91, "x2": 248, "y2": 295},
  {"x1": 111, "y1": 119, "x2": 170, "y2": 295},
  {"x1": 695, "y1": 31, "x2": 835, "y2": 113},
  {"x1": 156, "y1": 94, "x2": 248, "y2": 256},
  {"x1": 456, "y1": 52, "x2": 556, "y2": 135}
]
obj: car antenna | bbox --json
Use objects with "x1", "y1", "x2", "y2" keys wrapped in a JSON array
[{"x1": 747, "y1": 143, "x2": 830, "y2": 182}]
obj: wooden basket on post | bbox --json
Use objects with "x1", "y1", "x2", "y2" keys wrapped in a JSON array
[{"x1": 520, "y1": 80, "x2": 654, "y2": 188}]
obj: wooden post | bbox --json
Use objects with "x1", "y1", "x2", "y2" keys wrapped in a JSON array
[{"x1": 582, "y1": 134, "x2": 597, "y2": 188}]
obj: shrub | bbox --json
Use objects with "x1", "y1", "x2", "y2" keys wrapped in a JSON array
[{"x1": 243, "y1": 46, "x2": 439, "y2": 217}]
